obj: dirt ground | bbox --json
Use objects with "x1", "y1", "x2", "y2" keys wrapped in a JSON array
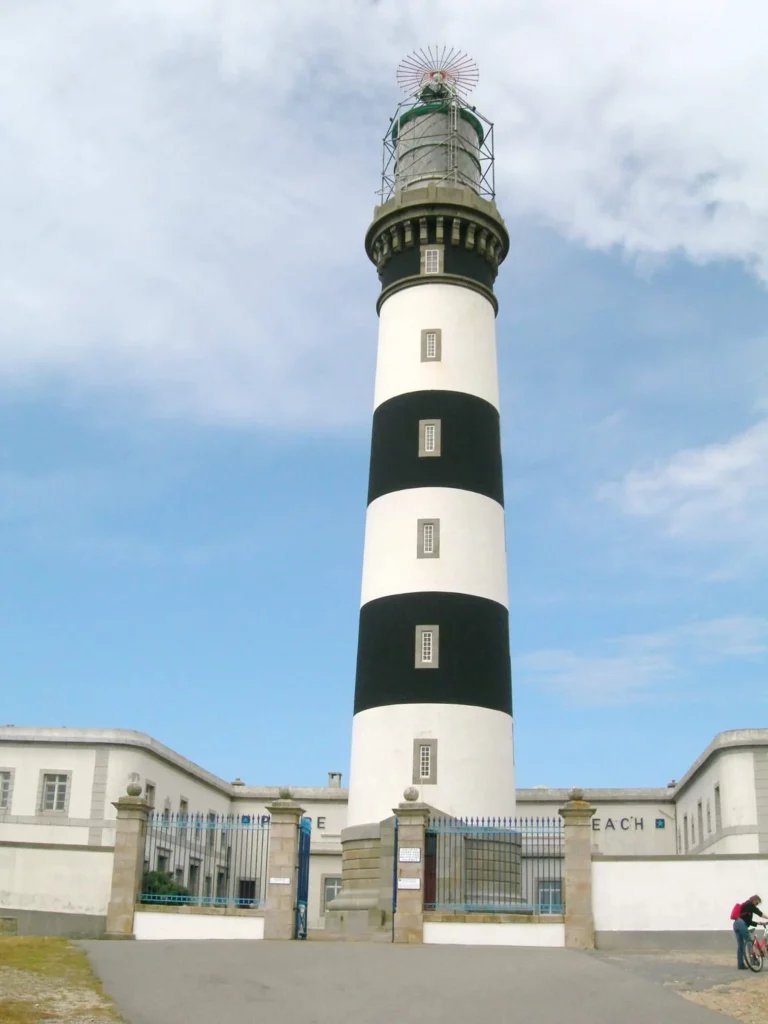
[
  {"x1": 595, "y1": 950, "x2": 768, "y2": 1023},
  {"x1": 0, "y1": 938, "x2": 122, "y2": 1024}
]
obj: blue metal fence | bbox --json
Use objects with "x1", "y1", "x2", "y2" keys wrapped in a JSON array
[
  {"x1": 140, "y1": 812, "x2": 270, "y2": 908},
  {"x1": 425, "y1": 816, "x2": 564, "y2": 914}
]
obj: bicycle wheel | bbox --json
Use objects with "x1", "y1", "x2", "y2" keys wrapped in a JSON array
[{"x1": 746, "y1": 943, "x2": 764, "y2": 972}]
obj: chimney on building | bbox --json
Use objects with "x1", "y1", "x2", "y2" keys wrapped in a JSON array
[{"x1": 328, "y1": 772, "x2": 342, "y2": 788}]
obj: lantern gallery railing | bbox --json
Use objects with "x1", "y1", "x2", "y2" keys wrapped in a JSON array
[
  {"x1": 140, "y1": 812, "x2": 270, "y2": 908},
  {"x1": 424, "y1": 817, "x2": 564, "y2": 915}
]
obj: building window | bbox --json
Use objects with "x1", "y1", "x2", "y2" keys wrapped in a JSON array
[
  {"x1": 415, "y1": 625, "x2": 439, "y2": 669},
  {"x1": 691, "y1": 818, "x2": 696, "y2": 845},
  {"x1": 144, "y1": 782, "x2": 156, "y2": 808},
  {"x1": 238, "y1": 879, "x2": 257, "y2": 906},
  {"x1": 189, "y1": 862, "x2": 200, "y2": 895},
  {"x1": 179, "y1": 798, "x2": 189, "y2": 819},
  {"x1": 418, "y1": 419, "x2": 441, "y2": 457},
  {"x1": 697, "y1": 801, "x2": 704, "y2": 846},
  {"x1": 322, "y1": 876, "x2": 343, "y2": 914},
  {"x1": 412, "y1": 738, "x2": 438, "y2": 784},
  {"x1": 204, "y1": 875, "x2": 212, "y2": 899},
  {"x1": 206, "y1": 811, "x2": 217, "y2": 851},
  {"x1": 317, "y1": 817, "x2": 326, "y2": 829},
  {"x1": 0, "y1": 770, "x2": 13, "y2": 811},
  {"x1": 420, "y1": 328, "x2": 442, "y2": 362},
  {"x1": 683, "y1": 814, "x2": 689, "y2": 853},
  {"x1": 41, "y1": 773, "x2": 69, "y2": 813},
  {"x1": 424, "y1": 248, "x2": 441, "y2": 274},
  {"x1": 714, "y1": 784, "x2": 722, "y2": 831},
  {"x1": 538, "y1": 881, "x2": 563, "y2": 914},
  {"x1": 706, "y1": 801, "x2": 712, "y2": 833},
  {"x1": 417, "y1": 518, "x2": 440, "y2": 559},
  {"x1": 157, "y1": 852, "x2": 169, "y2": 874}
]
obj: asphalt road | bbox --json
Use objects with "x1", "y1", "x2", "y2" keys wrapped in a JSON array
[{"x1": 83, "y1": 940, "x2": 732, "y2": 1024}]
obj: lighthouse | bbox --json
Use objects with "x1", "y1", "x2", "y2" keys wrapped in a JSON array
[{"x1": 346, "y1": 51, "x2": 515, "y2": 828}]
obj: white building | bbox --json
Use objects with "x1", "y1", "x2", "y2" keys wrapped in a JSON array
[{"x1": 0, "y1": 725, "x2": 766, "y2": 936}]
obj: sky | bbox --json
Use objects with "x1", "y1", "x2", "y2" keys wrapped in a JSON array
[{"x1": 1, "y1": 0, "x2": 767, "y2": 793}]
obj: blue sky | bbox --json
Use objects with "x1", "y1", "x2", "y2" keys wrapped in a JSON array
[{"x1": 2, "y1": 1, "x2": 767, "y2": 792}]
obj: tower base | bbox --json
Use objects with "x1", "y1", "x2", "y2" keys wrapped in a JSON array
[{"x1": 324, "y1": 820, "x2": 396, "y2": 941}]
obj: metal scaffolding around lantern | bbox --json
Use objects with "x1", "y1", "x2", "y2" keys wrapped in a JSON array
[{"x1": 379, "y1": 47, "x2": 496, "y2": 202}]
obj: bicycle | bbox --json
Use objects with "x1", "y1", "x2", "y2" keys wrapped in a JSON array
[{"x1": 745, "y1": 924, "x2": 767, "y2": 972}]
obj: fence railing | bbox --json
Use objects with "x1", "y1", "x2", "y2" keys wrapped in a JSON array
[
  {"x1": 140, "y1": 812, "x2": 270, "y2": 909},
  {"x1": 424, "y1": 816, "x2": 564, "y2": 915}
]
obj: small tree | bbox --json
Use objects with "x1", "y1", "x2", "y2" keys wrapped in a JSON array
[{"x1": 140, "y1": 870, "x2": 190, "y2": 904}]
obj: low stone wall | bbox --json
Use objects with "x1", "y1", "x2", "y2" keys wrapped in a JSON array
[
  {"x1": 134, "y1": 905, "x2": 265, "y2": 941},
  {"x1": 423, "y1": 912, "x2": 565, "y2": 947},
  {"x1": 0, "y1": 908, "x2": 106, "y2": 939}
]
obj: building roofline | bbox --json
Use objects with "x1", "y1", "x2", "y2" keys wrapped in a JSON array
[
  {"x1": 0, "y1": 726, "x2": 346, "y2": 801},
  {"x1": 516, "y1": 788, "x2": 674, "y2": 803},
  {"x1": 672, "y1": 729, "x2": 768, "y2": 799}
]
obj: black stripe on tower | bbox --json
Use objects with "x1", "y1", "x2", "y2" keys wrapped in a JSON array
[
  {"x1": 354, "y1": 592, "x2": 513, "y2": 715},
  {"x1": 368, "y1": 391, "x2": 504, "y2": 506},
  {"x1": 378, "y1": 243, "x2": 497, "y2": 292}
]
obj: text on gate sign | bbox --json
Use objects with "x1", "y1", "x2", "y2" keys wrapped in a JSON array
[{"x1": 591, "y1": 818, "x2": 646, "y2": 831}]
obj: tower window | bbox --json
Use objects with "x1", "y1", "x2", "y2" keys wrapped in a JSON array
[
  {"x1": 412, "y1": 738, "x2": 438, "y2": 784},
  {"x1": 417, "y1": 518, "x2": 440, "y2": 558},
  {"x1": 421, "y1": 328, "x2": 442, "y2": 362},
  {"x1": 415, "y1": 625, "x2": 439, "y2": 669},
  {"x1": 424, "y1": 248, "x2": 441, "y2": 274},
  {"x1": 418, "y1": 419, "x2": 441, "y2": 457},
  {"x1": 423, "y1": 523, "x2": 434, "y2": 554}
]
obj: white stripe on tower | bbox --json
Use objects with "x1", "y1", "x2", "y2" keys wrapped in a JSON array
[{"x1": 347, "y1": 68, "x2": 515, "y2": 828}]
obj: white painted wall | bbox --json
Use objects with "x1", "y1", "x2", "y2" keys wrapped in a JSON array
[
  {"x1": 676, "y1": 751, "x2": 757, "y2": 854},
  {"x1": 520, "y1": 801, "x2": 676, "y2": 856},
  {"x1": 0, "y1": 845, "x2": 113, "y2": 916},
  {"x1": 308, "y1": 853, "x2": 343, "y2": 931},
  {"x1": 348, "y1": 704, "x2": 515, "y2": 826},
  {"x1": 0, "y1": 743, "x2": 97, "y2": 820},
  {"x1": 593, "y1": 857, "x2": 768, "y2": 933},
  {"x1": 374, "y1": 284, "x2": 499, "y2": 411},
  {"x1": 424, "y1": 921, "x2": 564, "y2": 947},
  {"x1": 107, "y1": 748, "x2": 232, "y2": 823},
  {"x1": 361, "y1": 489, "x2": 507, "y2": 607},
  {"x1": 134, "y1": 910, "x2": 264, "y2": 940}
]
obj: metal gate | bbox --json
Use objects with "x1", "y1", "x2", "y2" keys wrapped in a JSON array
[{"x1": 294, "y1": 816, "x2": 311, "y2": 939}]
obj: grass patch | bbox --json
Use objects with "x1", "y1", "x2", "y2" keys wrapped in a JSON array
[
  {"x1": 0, "y1": 1000, "x2": 57, "y2": 1023},
  {"x1": 0, "y1": 937, "x2": 95, "y2": 981},
  {"x1": 0, "y1": 937, "x2": 121, "y2": 1023}
]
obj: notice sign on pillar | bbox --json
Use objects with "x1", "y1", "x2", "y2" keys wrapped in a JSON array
[
  {"x1": 397, "y1": 877, "x2": 421, "y2": 890},
  {"x1": 399, "y1": 847, "x2": 421, "y2": 863}
]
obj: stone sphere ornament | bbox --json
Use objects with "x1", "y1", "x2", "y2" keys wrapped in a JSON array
[
  {"x1": 403, "y1": 786, "x2": 420, "y2": 802},
  {"x1": 126, "y1": 779, "x2": 143, "y2": 797}
]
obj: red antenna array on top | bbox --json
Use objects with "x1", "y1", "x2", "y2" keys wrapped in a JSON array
[{"x1": 396, "y1": 47, "x2": 479, "y2": 98}]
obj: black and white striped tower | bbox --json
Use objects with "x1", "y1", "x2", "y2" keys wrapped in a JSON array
[{"x1": 347, "y1": 51, "x2": 515, "y2": 827}]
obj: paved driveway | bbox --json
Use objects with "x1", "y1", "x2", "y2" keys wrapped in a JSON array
[{"x1": 83, "y1": 941, "x2": 731, "y2": 1024}]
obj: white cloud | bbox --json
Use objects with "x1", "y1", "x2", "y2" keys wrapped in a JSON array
[
  {"x1": 600, "y1": 418, "x2": 768, "y2": 557},
  {"x1": 517, "y1": 615, "x2": 768, "y2": 706},
  {"x1": 2, "y1": 0, "x2": 768, "y2": 425}
]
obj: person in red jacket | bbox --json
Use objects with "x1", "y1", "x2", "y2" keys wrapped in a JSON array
[{"x1": 734, "y1": 895, "x2": 768, "y2": 968}]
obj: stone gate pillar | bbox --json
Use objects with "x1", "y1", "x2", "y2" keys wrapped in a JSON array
[
  {"x1": 105, "y1": 783, "x2": 150, "y2": 939},
  {"x1": 559, "y1": 787, "x2": 597, "y2": 950},
  {"x1": 394, "y1": 788, "x2": 430, "y2": 945},
  {"x1": 263, "y1": 792, "x2": 305, "y2": 940}
]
